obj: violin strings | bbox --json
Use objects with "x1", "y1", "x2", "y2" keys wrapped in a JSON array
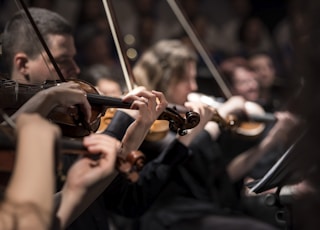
[{"x1": 0, "y1": 108, "x2": 16, "y2": 129}]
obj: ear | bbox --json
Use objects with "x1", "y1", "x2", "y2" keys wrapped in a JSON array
[{"x1": 14, "y1": 52, "x2": 29, "y2": 75}]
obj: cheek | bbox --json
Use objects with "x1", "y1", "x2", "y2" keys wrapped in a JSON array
[
  {"x1": 166, "y1": 84, "x2": 188, "y2": 104},
  {"x1": 28, "y1": 61, "x2": 54, "y2": 82}
]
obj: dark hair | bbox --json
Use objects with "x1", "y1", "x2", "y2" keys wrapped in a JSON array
[
  {"x1": 80, "y1": 64, "x2": 126, "y2": 92},
  {"x1": 219, "y1": 56, "x2": 250, "y2": 87},
  {"x1": 2, "y1": 7, "x2": 73, "y2": 73}
]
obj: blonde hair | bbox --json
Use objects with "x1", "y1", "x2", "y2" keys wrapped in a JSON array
[{"x1": 133, "y1": 39, "x2": 197, "y2": 93}]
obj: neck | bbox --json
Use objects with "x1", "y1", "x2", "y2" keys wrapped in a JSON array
[{"x1": 11, "y1": 71, "x2": 30, "y2": 84}]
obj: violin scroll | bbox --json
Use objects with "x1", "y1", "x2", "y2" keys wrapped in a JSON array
[
  {"x1": 116, "y1": 149, "x2": 146, "y2": 183},
  {"x1": 158, "y1": 107, "x2": 200, "y2": 137}
]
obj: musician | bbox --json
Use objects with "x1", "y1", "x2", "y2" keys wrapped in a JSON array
[
  {"x1": 132, "y1": 39, "x2": 299, "y2": 229},
  {"x1": 0, "y1": 111, "x2": 133, "y2": 230},
  {"x1": 1, "y1": 7, "x2": 210, "y2": 230}
]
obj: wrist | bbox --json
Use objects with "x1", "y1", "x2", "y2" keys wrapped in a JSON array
[{"x1": 42, "y1": 88, "x2": 59, "y2": 110}]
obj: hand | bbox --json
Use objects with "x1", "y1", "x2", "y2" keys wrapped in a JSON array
[
  {"x1": 184, "y1": 101, "x2": 216, "y2": 128},
  {"x1": 45, "y1": 81, "x2": 92, "y2": 122},
  {"x1": 179, "y1": 102, "x2": 218, "y2": 144},
  {"x1": 56, "y1": 134, "x2": 119, "y2": 229},
  {"x1": 64, "y1": 133, "x2": 119, "y2": 194},
  {"x1": 122, "y1": 89, "x2": 168, "y2": 126},
  {"x1": 119, "y1": 89, "x2": 168, "y2": 156},
  {"x1": 218, "y1": 96, "x2": 246, "y2": 118}
]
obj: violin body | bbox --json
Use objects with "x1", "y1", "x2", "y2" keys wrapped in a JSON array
[
  {"x1": 0, "y1": 79, "x2": 200, "y2": 138},
  {"x1": 0, "y1": 79, "x2": 106, "y2": 137},
  {"x1": 0, "y1": 123, "x2": 146, "y2": 185},
  {"x1": 188, "y1": 92, "x2": 276, "y2": 139}
]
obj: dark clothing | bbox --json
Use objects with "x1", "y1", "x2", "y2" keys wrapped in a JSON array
[
  {"x1": 218, "y1": 120, "x2": 284, "y2": 180},
  {"x1": 137, "y1": 131, "x2": 278, "y2": 230},
  {"x1": 65, "y1": 110, "x2": 190, "y2": 230},
  {"x1": 166, "y1": 215, "x2": 278, "y2": 230}
]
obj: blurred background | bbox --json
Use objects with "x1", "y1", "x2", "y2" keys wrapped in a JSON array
[
  {"x1": 0, "y1": 0, "x2": 291, "y2": 98},
  {"x1": 3, "y1": 1, "x2": 320, "y2": 229}
]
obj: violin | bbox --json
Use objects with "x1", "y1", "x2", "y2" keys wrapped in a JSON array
[
  {"x1": 0, "y1": 0, "x2": 200, "y2": 185},
  {"x1": 0, "y1": 124, "x2": 146, "y2": 184},
  {"x1": 167, "y1": 0, "x2": 278, "y2": 139},
  {"x1": 0, "y1": 78, "x2": 200, "y2": 138},
  {"x1": 188, "y1": 92, "x2": 276, "y2": 138}
]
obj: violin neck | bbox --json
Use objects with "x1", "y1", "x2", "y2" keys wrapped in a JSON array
[
  {"x1": 248, "y1": 113, "x2": 276, "y2": 123},
  {"x1": 86, "y1": 93, "x2": 132, "y2": 109}
]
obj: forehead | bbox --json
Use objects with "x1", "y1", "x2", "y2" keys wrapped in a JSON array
[
  {"x1": 46, "y1": 34, "x2": 76, "y2": 57},
  {"x1": 250, "y1": 55, "x2": 271, "y2": 65},
  {"x1": 234, "y1": 67, "x2": 255, "y2": 79}
]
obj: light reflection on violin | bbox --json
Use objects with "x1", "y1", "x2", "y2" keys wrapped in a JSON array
[
  {"x1": 188, "y1": 92, "x2": 276, "y2": 138},
  {"x1": 0, "y1": 79, "x2": 200, "y2": 138},
  {"x1": 0, "y1": 123, "x2": 145, "y2": 183}
]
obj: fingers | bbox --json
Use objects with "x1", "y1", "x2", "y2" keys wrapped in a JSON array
[
  {"x1": 152, "y1": 90, "x2": 168, "y2": 114},
  {"x1": 83, "y1": 134, "x2": 120, "y2": 155},
  {"x1": 82, "y1": 134, "x2": 119, "y2": 173},
  {"x1": 125, "y1": 86, "x2": 147, "y2": 96},
  {"x1": 122, "y1": 89, "x2": 167, "y2": 115},
  {"x1": 52, "y1": 82, "x2": 92, "y2": 122},
  {"x1": 184, "y1": 101, "x2": 214, "y2": 124},
  {"x1": 79, "y1": 94, "x2": 92, "y2": 123}
]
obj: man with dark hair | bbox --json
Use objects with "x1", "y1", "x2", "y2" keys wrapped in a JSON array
[{"x1": 3, "y1": 8, "x2": 77, "y2": 83}]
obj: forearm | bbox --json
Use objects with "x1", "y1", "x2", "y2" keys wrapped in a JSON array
[
  {"x1": 6, "y1": 129, "x2": 55, "y2": 207},
  {"x1": 55, "y1": 172, "x2": 117, "y2": 229},
  {"x1": 10, "y1": 90, "x2": 56, "y2": 120},
  {"x1": 106, "y1": 110, "x2": 151, "y2": 156},
  {"x1": 227, "y1": 139, "x2": 272, "y2": 182},
  {"x1": 121, "y1": 120, "x2": 150, "y2": 155},
  {"x1": 3, "y1": 129, "x2": 56, "y2": 229}
]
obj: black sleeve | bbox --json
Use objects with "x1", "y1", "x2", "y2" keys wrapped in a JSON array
[
  {"x1": 103, "y1": 138, "x2": 190, "y2": 218},
  {"x1": 101, "y1": 110, "x2": 134, "y2": 140}
]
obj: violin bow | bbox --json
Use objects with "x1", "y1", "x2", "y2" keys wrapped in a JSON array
[
  {"x1": 15, "y1": 0, "x2": 66, "y2": 82},
  {"x1": 100, "y1": 0, "x2": 200, "y2": 135},
  {"x1": 101, "y1": 0, "x2": 135, "y2": 92},
  {"x1": 166, "y1": 0, "x2": 232, "y2": 99}
]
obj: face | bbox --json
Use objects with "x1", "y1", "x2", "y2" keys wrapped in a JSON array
[
  {"x1": 232, "y1": 66, "x2": 260, "y2": 102},
  {"x1": 166, "y1": 60, "x2": 198, "y2": 105},
  {"x1": 96, "y1": 79, "x2": 122, "y2": 97},
  {"x1": 15, "y1": 34, "x2": 80, "y2": 84},
  {"x1": 249, "y1": 55, "x2": 275, "y2": 89}
]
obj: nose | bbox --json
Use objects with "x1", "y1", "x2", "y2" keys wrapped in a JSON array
[
  {"x1": 250, "y1": 79, "x2": 259, "y2": 89},
  {"x1": 189, "y1": 78, "x2": 198, "y2": 92}
]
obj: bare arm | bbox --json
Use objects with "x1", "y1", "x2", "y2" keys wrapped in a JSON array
[
  {"x1": 227, "y1": 111, "x2": 301, "y2": 182},
  {"x1": 0, "y1": 114, "x2": 60, "y2": 230},
  {"x1": 9, "y1": 82, "x2": 91, "y2": 122},
  {"x1": 120, "y1": 90, "x2": 168, "y2": 155}
]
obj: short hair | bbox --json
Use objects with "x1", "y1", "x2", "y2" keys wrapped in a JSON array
[
  {"x1": 133, "y1": 39, "x2": 197, "y2": 93},
  {"x1": 219, "y1": 56, "x2": 252, "y2": 87},
  {"x1": 2, "y1": 7, "x2": 73, "y2": 73},
  {"x1": 80, "y1": 64, "x2": 126, "y2": 92}
]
